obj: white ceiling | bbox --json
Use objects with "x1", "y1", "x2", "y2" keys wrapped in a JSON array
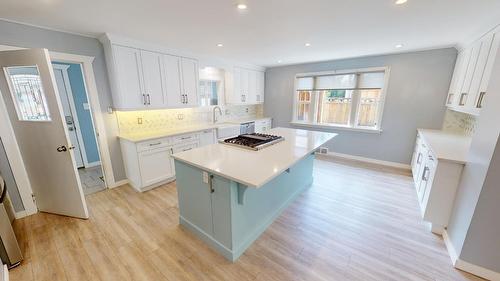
[{"x1": 1, "y1": 0, "x2": 500, "y2": 67}]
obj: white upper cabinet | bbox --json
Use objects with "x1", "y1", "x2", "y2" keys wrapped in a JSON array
[
  {"x1": 140, "y1": 50, "x2": 166, "y2": 108},
  {"x1": 227, "y1": 66, "x2": 265, "y2": 105},
  {"x1": 112, "y1": 45, "x2": 146, "y2": 109},
  {"x1": 164, "y1": 55, "x2": 183, "y2": 107},
  {"x1": 256, "y1": 71, "x2": 265, "y2": 103},
  {"x1": 446, "y1": 28, "x2": 500, "y2": 116},
  {"x1": 181, "y1": 58, "x2": 199, "y2": 107}
]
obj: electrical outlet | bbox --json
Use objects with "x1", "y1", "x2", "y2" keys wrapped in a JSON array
[
  {"x1": 319, "y1": 147, "x2": 329, "y2": 154},
  {"x1": 202, "y1": 171, "x2": 209, "y2": 183},
  {"x1": 137, "y1": 117, "x2": 143, "y2": 125},
  {"x1": 245, "y1": 107, "x2": 249, "y2": 113},
  {"x1": 177, "y1": 114, "x2": 184, "y2": 120}
]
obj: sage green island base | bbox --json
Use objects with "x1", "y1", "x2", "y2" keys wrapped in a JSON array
[{"x1": 174, "y1": 153, "x2": 315, "y2": 262}]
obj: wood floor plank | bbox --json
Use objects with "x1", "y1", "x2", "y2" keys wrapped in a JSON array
[{"x1": 10, "y1": 158, "x2": 484, "y2": 281}]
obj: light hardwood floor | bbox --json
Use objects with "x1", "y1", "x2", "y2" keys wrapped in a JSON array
[{"x1": 10, "y1": 157, "x2": 484, "y2": 281}]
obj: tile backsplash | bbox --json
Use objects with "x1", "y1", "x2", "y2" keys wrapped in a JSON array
[
  {"x1": 116, "y1": 104, "x2": 264, "y2": 135},
  {"x1": 442, "y1": 109, "x2": 477, "y2": 136}
]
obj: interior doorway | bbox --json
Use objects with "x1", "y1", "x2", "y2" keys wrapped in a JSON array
[{"x1": 52, "y1": 62, "x2": 106, "y2": 195}]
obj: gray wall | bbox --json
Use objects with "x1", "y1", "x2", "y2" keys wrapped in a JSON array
[
  {"x1": 0, "y1": 20, "x2": 127, "y2": 212},
  {"x1": 446, "y1": 45, "x2": 500, "y2": 273},
  {"x1": 264, "y1": 48, "x2": 457, "y2": 164}
]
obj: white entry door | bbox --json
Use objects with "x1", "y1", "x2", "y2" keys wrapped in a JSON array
[
  {"x1": 0, "y1": 49, "x2": 89, "y2": 219},
  {"x1": 52, "y1": 64, "x2": 85, "y2": 168}
]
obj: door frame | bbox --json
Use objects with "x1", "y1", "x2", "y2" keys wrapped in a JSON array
[
  {"x1": 52, "y1": 63, "x2": 89, "y2": 168},
  {"x1": 0, "y1": 45, "x2": 116, "y2": 218}
]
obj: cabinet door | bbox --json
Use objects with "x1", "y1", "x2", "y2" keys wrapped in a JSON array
[
  {"x1": 199, "y1": 129, "x2": 215, "y2": 146},
  {"x1": 138, "y1": 147, "x2": 174, "y2": 187},
  {"x1": 231, "y1": 67, "x2": 242, "y2": 104},
  {"x1": 476, "y1": 32, "x2": 500, "y2": 111},
  {"x1": 247, "y1": 70, "x2": 257, "y2": 104},
  {"x1": 241, "y1": 68, "x2": 249, "y2": 103},
  {"x1": 140, "y1": 50, "x2": 165, "y2": 107},
  {"x1": 256, "y1": 71, "x2": 265, "y2": 103},
  {"x1": 458, "y1": 44, "x2": 481, "y2": 107},
  {"x1": 113, "y1": 45, "x2": 146, "y2": 108},
  {"x1": 449, "y1": 50, "x2": 472, "y2": 108},
  {"x1": 181, "y1": 58, "x2": 199, "y2": 107},
  {"x1": 466, "y1": 33, "x2": 494, "y2": 113},
  {"x1": 446, "y1": 53, "x2": 465, "y2": 106},
  {"x1": 164, "y1": 55, "x2": 183, "y2": 107}
]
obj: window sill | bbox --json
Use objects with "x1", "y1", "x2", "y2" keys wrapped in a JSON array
[{"x1": 290, "y1": 121, "x2": 382, "y2": 134}]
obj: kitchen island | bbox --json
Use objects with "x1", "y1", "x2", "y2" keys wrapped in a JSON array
[{"x1": 172, "y1": 127, "x2": 337, "y2": 261}]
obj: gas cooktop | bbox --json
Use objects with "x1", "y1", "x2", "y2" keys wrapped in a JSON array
[{"x1": 220, "y1": 133, "x2": 284, "y2": 151}]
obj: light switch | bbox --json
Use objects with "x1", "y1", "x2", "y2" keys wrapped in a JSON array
[{"x1": 202, "y1": 171, "x2": 209, "y2": 183}]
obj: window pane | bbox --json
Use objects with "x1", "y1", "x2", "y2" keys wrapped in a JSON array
[
  {"x1": 5, "y1": 66, "x2": 51, "y2": 121},
  {"x1": 358, "y1": 72, "x2": 385, "y2": 89},
  {"x1": 357, "y1": 89, "x2": 381, "y2": 127},
  {"x1": 297, "y1": 77, "x2": 314, "y2": 90},
  {"x1": 315, "y1": 74, "x2": 356, "y2": 90},
  {"x1": 296, "y1": 91, "x2": 311, "y2": 121},
  {"x1": 317, "y1": 90, "x2": 352, "y2": 125}
]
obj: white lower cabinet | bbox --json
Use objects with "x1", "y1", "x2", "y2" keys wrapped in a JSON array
[
  {"x1": 138, "y1": 147, "x2": 174, "y2": 187},
  {"x1": 120, "y1": 128, "x2": 215, "y2": 192},
  {"x1": 411, "y1": 132, "x2": 465, "y2": 234}
]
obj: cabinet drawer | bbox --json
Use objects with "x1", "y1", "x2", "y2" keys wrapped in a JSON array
[
  {"x1": 137, "y1": 138, "x2": 171, "y2": 152},
  {"x1": 173, "y1": 142, "x2": 199, "y2": 153},
  {"x1": 172, "y1": 133, "x2": 199, "y2": 144}
]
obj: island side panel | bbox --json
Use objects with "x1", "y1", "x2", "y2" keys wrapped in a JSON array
[
  {"x1": 175, "y1": 161, "x2": 214, "y2": 236},
  {"x1": 230, "y1": 153, "x2": 315, "y2": 260}
]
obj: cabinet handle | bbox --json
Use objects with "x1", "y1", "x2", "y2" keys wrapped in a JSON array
[
  {"x1": 147, "y1": 94, "x2": 151, "y2": 105},
  {"x1": 208, "y1": 174, "x2": 214, "y2": 193},
  {"x1": 447, "y1": 93, "x2": 454, "y2": 105},
  {"x1": 417, "y1": 152, "x2": 422, "y2": 164},
  {"x1": 149, "y1": 142, "x2": 161, "y2": 146},
  {"x1": 182, "y1": 147, "x2": 193, "y2": 152},
  {"x1": 185, "y1": 93, "x2": 188, "y2": 104},
  {"x1": 170, "y1": 148, "x2": 173, "y2": 154},
  {"x1": 181, "y1": 136, "x2": 192, "y2": 140},
  {"x1": 476, "y1": 91, "x2": 486, "y2": 108},
  {"x1": 422, "y1": 167, "x2": 430, "y2": 181},
  {"x1": 181, "y1": 94, "x2": 185, "y2": 104},
  {"x1": 143, "y1": 94, "x2": 147, "y2": 105},
  {"x1": 459, "y1": 93, "x2": 468, "y2": 106}
]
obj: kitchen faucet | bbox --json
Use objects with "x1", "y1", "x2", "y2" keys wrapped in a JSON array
[{"x1": 213, "y1": 106, "x2": 223, "y2": 123}]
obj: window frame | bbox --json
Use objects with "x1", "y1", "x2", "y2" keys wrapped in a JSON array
[{"x1": 291, "y1": 66, "x2": 390, "y2": 133}]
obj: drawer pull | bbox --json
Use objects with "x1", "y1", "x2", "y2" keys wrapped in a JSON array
[
  {"x1": 149, "y1": 142, "x2": 161, "y2": 146},
  {"x1": 182, "y1": 147, "x2": 193, "y2": 152},
  {"x1": 181, "y1": 136, "x2": 192, "y2": 140}
]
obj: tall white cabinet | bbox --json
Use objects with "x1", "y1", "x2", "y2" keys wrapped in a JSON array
[
  {"x1": 446, "y1": 28, "x2": 500, "y2": 115},
  {"x1": 227, "y1": 66, "x2": 265, "y2": 104},
  {"x1": 101, "y1": 35, "x2": 199, "y2": 110}
]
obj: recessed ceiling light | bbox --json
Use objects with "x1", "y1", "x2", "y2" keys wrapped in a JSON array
[
  {"x1": 237, "y1": 4, "x2": 247, "y2": 10},
  {"x1": 216, "y1": 43, "x2": 224, "y2": 47},
  {"x1": 395, "y1": 0, "x2": 407, "y2": 4},
  {"x1": 277, "y1": 60, "x2": 282, "y2": 63},
  {"x1": 305, "y1": 43, "x2": 311, "y2": 47},
  {"x1": 395, "y1": 44, "x2": 404, "y2": 48}
]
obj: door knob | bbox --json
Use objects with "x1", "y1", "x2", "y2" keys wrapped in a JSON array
[{"x1": 56, "y1": 146, "x2": 67, "y2": 152}]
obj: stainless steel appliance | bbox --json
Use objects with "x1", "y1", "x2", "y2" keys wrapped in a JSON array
[
  {"x1": 0, "y1": 176, "x2": 22, "y2": 268},
  {"x1": 239, "y1": 122, "x2": 255, "y2": 135},
  {"x1": 220, "y1": 133, "x2": 284, "y2": 151}
]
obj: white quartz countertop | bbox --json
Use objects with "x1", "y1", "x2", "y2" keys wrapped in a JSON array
[
  {"x1": 418, "y1": 129, "x2": 472, "y2": 164},
  {"x1": 172, "y1": 127, "x2": 337, "y2": 188},
  {"x1": 118, "y1": 117, "x2": 273, "y2": 142}
]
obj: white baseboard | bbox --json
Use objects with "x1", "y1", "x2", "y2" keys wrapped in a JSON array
[
  {"x1": 443, "y1": 230, "x2": 500, "y2": 280},
  {"x1": 109, "y1": 179, "x2": 128, "y2": 188},
  {"x1": 443, "y1": 230, "x2": 459, "y2": 265},
  {"x1": 85, "y1": 161, "x2": 101, "y2": 168},
  {"x1": 319, "y1": 151, "x2": 411, "y2": 170},
  {"x1": 14, "y1": 210, "x2": 29, "y2": 219}
]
